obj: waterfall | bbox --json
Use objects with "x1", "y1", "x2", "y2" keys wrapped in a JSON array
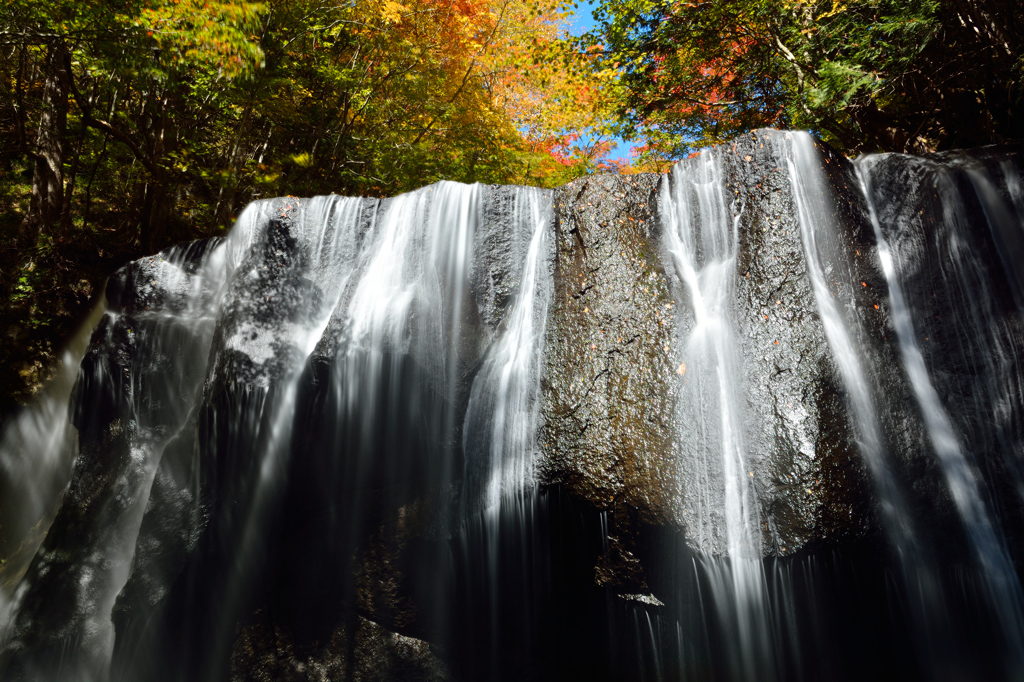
[
  {"x1": 0, "y1": 300, "x2": 106, "y2": 642},
  {"x1": 857, "y1": 152, "x2": 1024, "y2": 677},
  {"x1": 193, "y1": 195, "x2": 368, "y2": 680},
  {"x1": 462, "y1": 188, "x2": 551, "y2": 511},
  {"x1": 650, "y1": 132, "x2": 1024, "y2": 681},
  {"x1": 785, "y1": 134, "x2": 915, "y2": 553},
  {"x1": 3, "y1": 130, "x2": 1024, "y2": 682},
  {"x1": 784, "y1": 133, "x2": 973, "y2": 678},
  {"x1": 0, "y1": 183, "x2": 555, "y2": 682},
  {"x1": 2, "y1": 237, "x2": 230, "y2": 680},
  {"x1": 660, "y1": 149, "x2": 773, "y2": 681}
]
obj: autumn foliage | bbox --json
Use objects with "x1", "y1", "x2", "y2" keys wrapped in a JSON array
[
  {"x1": 586, "y1": 0, "x2": 1023, "y2": 161},
  {"x1": 0, "y1": 0, "x2": 616, "y2": 413}
]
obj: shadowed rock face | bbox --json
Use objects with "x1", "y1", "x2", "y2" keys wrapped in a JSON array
[
  {"x1": 3, "y1": 131, "x2": 1024, "y2": 682},
  {"x1": 536, "y1": 131, "x2": 903, "y2": 567},
  {"x1": 537, "y1": 173, "x2": 675, "y2": 593},
  {"x1": 1, "y1": 241, "x2": 223, "y2": 681},
  {"x1": 859, "y1": 148, "x2": 1024, "y2": 564},
  {"x1": 660, "y1": 130, "x2": 894, "y2": 556},
  {"x1": 230, "y1": 611, "x2": 449, "y2": 682}
]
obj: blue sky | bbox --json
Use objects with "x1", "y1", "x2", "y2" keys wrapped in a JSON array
[
  {"x1": 563, "y1": 0, "x2": 635, "y2": 163},
  {"x1": 566, "y1": 0, "x2": 601, "y2": 35}
]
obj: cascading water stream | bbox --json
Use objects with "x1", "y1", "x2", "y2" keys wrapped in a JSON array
[
  {"x1": 968, "y1": 163, "x2": 1024, "y2": 313},
  {"x1": 785, "y1": 134, "x2": 917, "y2": 553},
  {"x1": 464, "y1": 187, "x2": 552, "y2": 511},
  {"x1": 320, "y1": 181, "x2": 479, "y2": 552},
  {"x1": 782, "y1": 134, "x2": 980, "y2": 679},
  {"x1": 198, "y1": 195, "x2": 368, "y2": 680},
  {"x1": 457, "y1": 186, "x2": 552, "y2": 679},
  {"x1": 194, "y1": 182, "x2": 553, "y2": 682},
  {"x1": 2, "y1": 236, "x2": 233, "y2": 680},
  {"x1": 0, "y1": 300, "x2": 106, "y2": 639},
  {"x1": 4, "y1": 130, "x2": 1024, "y2": 682},
  {"x1": 0, "y1": 181, "x2": 557, "y2": 682},
  {"x1": 857, "y1": 153, "x2": 1024, "y2": 677},
  {"x1": 661, "y1": 149, "x2": 773, "y2": 682}
]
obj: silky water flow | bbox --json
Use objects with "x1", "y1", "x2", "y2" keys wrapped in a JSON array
[
  {"x1": 857, "y1": 148, "x2": 1024, "y2": 678},
  {"x1": 3, "y1": 131, "x2": 1024, "y2": 682},
  {"x1": 0, "y1": 183, "x2": 555, "y2": 682},
  {"x1": 625, "y1": 133, "x2": 1024, "y2": 682},
  {"x1": 659, "y1": 149, "x2": 773, "y2": 682}
]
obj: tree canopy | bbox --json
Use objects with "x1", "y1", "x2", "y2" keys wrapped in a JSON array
[
  {"x1": 0, "y1": 0, "x2": 615, "y2": 413},
  {"x1": 585, "y1": 0, "x2": 1023, "y2": 160},
  {"x1": 1, "y1": 0, "x2": 1022, "y2": 414}
]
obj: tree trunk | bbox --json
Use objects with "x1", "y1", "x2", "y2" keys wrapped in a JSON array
[
  {"x1": 214, "y1": 103, "x2": 253, "y2": 229},
  {"x1": 60, "y1": 123, "x2": 87, "y2": 239},
  {"x1": 14, "y1": 45, "x2": 30, "y2": 154},
  {"x1": 18, "y1": 40, "x2": 70, "y2": 251},
  {"x1": 138, "y1": 181, "x2": 171, "y2": 254}
]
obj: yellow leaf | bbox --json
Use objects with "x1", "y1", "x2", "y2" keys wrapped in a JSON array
[{"x1": 382, "y1": 1, "x2": 407, "y2": 23}]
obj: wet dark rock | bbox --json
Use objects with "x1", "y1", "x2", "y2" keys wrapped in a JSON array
[
  {"x1": 594, "y1": 534, "x2": 649, "y2": 593},
  {"x1": 862, "y1": 147, "x2": 1024, "y2": 563},
  {"x1": 534, "y1": 136, "x2": 882, "y2": 573},
  {"x1": 538, "y1": 173, "x2": 676, "y2": 518},
  {"x1": 1, "y1": 242, "x2": 216, "y2": 679},
  {"x1": 695, "y1": 130, "x2": 889, "y2": 554},
  {"x1": 659, "y1": 130, "x2": 945, "y2": 558},
  {"x1": 5, "y1": 133, "x2": 1024, "y2": 682},
  {"x1": 230, "y1": 610, "x2": 449, "y2": 682},
  {"x1": 207, "y1": 201, "x2": 326, "y2": 393},
  {"x1": 104, "y1": 239, "x2": 221, "y2": 316},
  {"x1": 536, "y1": 172, "x2": 675, "y2": 598},
  {"x1": 471, "y1": 185, "x2": 545, "y2": 332},
  {"x1": 107, "y1": 186, "x2": 554, "y2": 681},
  {"x1": 112, "y1": 409, "x2": 204, "y2": 618}
]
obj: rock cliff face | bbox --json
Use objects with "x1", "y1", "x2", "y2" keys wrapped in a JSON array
[
  {"x1": 2, "y1": 131, "x2": 1024, "y2": 682},
  {"x1": 535, "y1": 131, "x2": 926, "y2": 572},
  {"x1": 537, "y1": 173, "x2": 675, "y2": 596},
  {"x1": 860, "y1": 148, "x2": 1024, "y2": 563}
]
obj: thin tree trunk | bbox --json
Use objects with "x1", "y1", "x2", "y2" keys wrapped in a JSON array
[
  {"x1": 214, "y1": 102, "x2": 253, "y2": 229},
  {"x1": 14, "y1": 44, "x2": 29, "y2": 153},
  {"x1": 19, "y1": 39, "x2": 70, "y2": 251},
  {"x1": 82, "y1": 136, "x2": 108, "y2": 233},
  {"x1": 61, "y1": 120, "x2": 87, "y2": 239}
]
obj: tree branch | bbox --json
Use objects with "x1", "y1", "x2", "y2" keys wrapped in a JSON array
[{"x1": 63, "y1": 52, "x2": 159, "y2": 177}]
